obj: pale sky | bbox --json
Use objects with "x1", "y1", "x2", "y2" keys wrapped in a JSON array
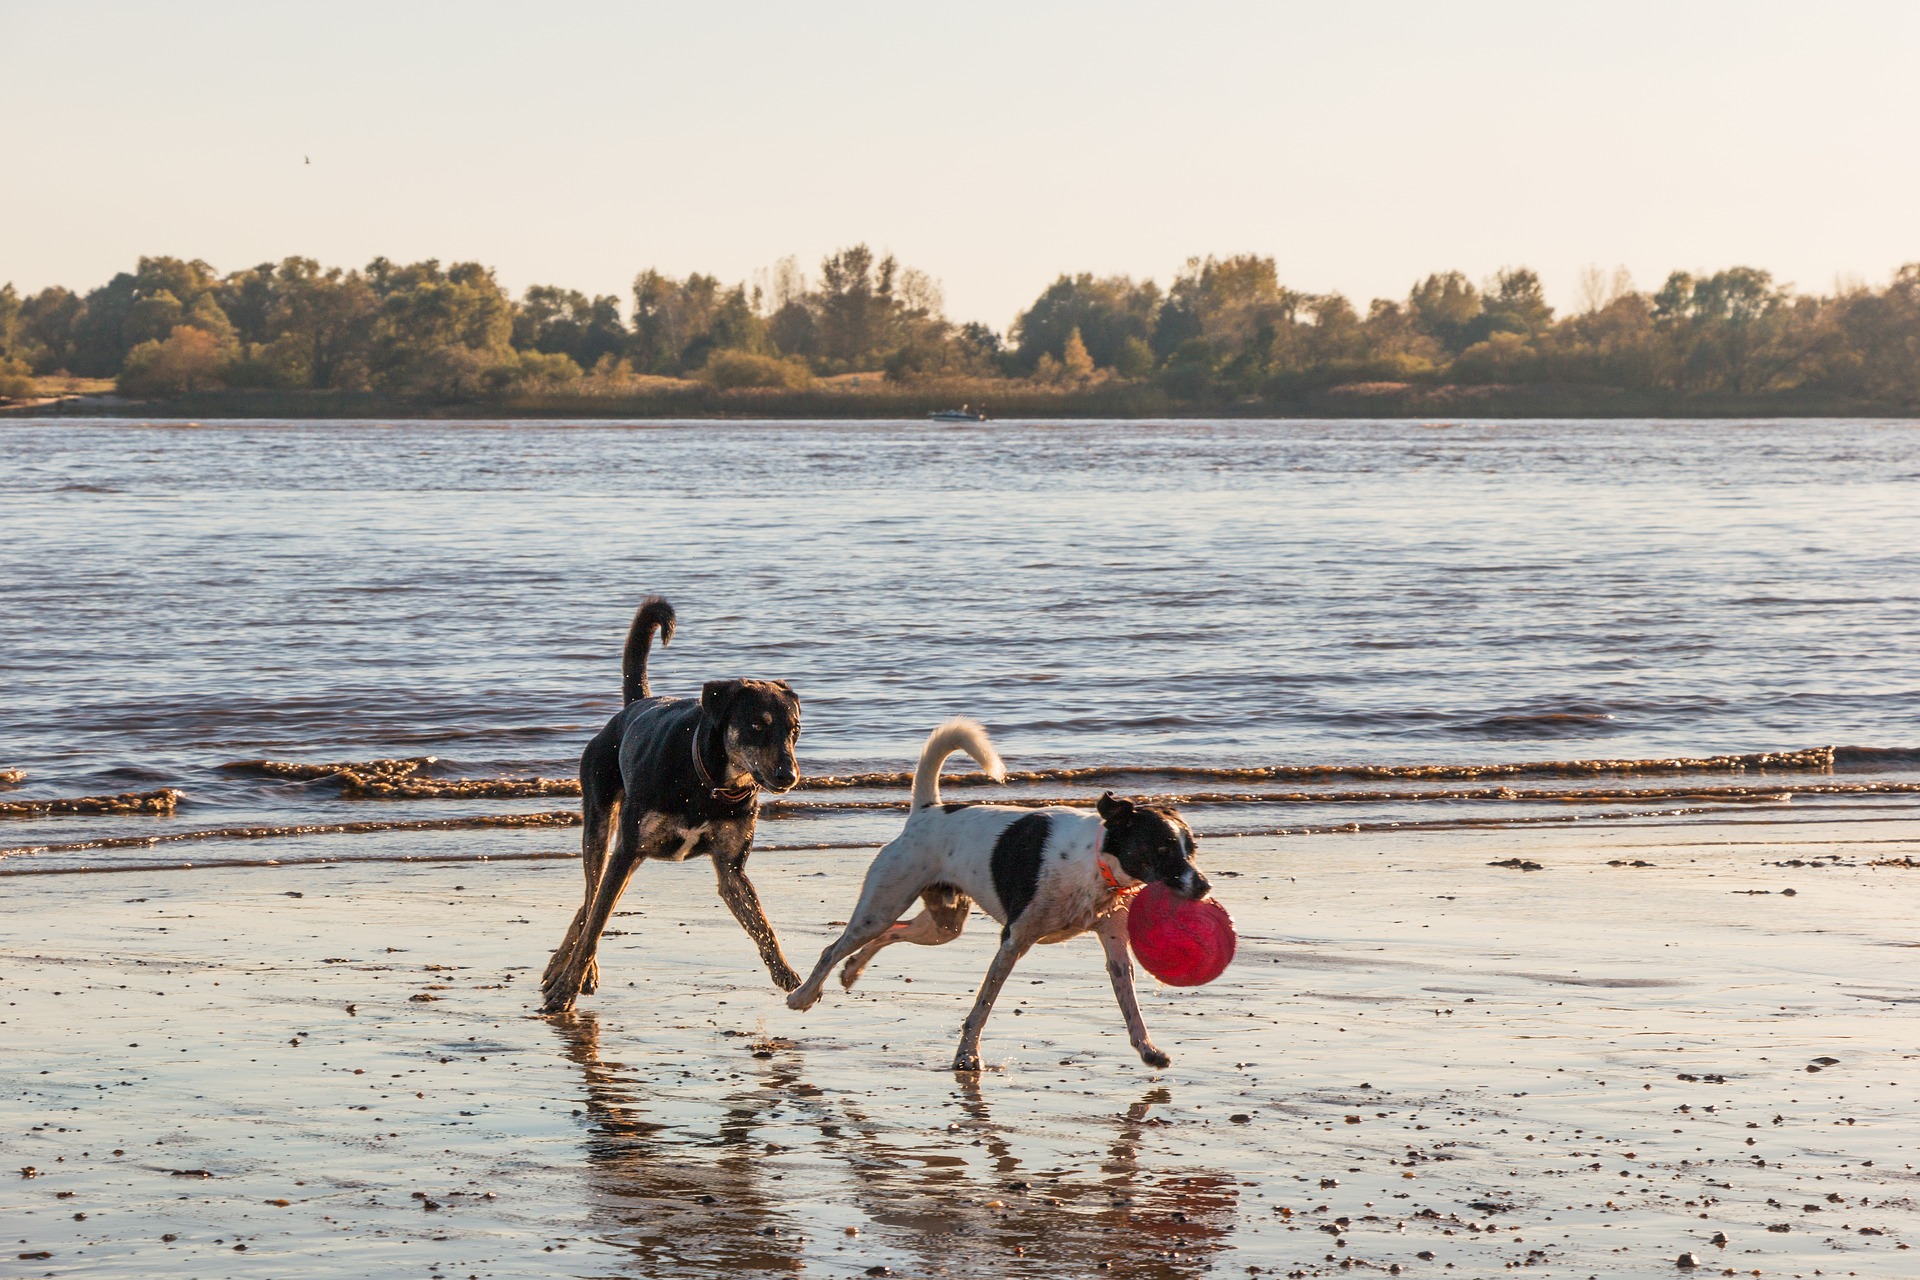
[{"x1": 4, "y1": 0, "x2": 1917, "y2": 331}]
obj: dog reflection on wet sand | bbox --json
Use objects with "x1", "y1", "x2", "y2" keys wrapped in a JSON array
[{"x1": 550, "y1": 1011, "x2": 1237, "y2": 1278}]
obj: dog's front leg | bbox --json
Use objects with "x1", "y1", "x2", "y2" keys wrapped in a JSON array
[
  {"x1": 953, "y1": 932, "x2": 1032, "y2": 1072},
  {"x1": 1095, "y1": 911, "x2": 1170, "y2": 1069},
  {"x1": 713, "y1": 852, "x2": 801, "y2": 992}
]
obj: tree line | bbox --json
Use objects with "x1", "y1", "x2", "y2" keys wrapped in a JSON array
[{"x1": 4, "y1": 248, "x2": 1920, "y2": 406}]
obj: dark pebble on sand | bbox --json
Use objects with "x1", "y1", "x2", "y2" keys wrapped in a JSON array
[{"x1": 1676, "y1": 1251, "x2": 1701, "y2": 1268}]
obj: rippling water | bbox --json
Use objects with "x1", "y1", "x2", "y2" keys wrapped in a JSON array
[{"x1": 5, "y1": 417, "x2": 1919, "y2": 869}]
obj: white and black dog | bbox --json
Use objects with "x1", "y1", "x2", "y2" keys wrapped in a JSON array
[
  {"x1": 788, "y1": 719, "x2": 1210, "y2": 1071},
  {"x1": 541, "y1": 596, "x2": 804, "y2": 1014}
]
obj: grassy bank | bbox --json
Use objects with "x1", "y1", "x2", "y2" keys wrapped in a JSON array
[{"x1": 2, "y1": 378, "x2": 1909, "y2": 420}]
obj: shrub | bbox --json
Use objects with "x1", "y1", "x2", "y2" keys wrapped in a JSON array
[
  {"x1": 484, "y1": 349, "x2": 582, "y2": 395},
  {"x1": 118, "y1": 326, "x2": 229, "y2": 397},
  {"x1": 0, "y1": 356, "x2": 34, "y2": 399},
  {"x1": 699, "y1": 349, "x2": 812, "y2": 390},
  {"x1": 1449, "y1": 331, "x2": 1537, "y2": 384},
  {"x1": 1115, "y1": 336, "x2": 1155, "y2": 379}
]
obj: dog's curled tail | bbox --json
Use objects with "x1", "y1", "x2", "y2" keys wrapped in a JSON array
[
  {"x1": 621, "y1": 596, "x2": 677, "y2": 704},
  {"x1": 911, "y1": 718, "x2": 1006, "y2": 810}
]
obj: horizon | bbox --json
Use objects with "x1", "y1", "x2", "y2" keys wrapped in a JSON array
[{"x1": 4, "y1": 0, "x2": 1918, "y2": 330}]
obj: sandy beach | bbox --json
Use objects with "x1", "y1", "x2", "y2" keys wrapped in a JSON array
[{"x1": 5, "y1": 813, "x2": 1917, "y2": 1279}]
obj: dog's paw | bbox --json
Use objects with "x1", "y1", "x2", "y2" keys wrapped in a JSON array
[
  {"x1": 838, "y1": 957, "x2": 868, "y2": 991},
  {"x1": 770, "y1": 962, "x2": 802, "y2": 993},
  {"x1": 952, "y1": 1051, "x2": 983, "y2": 1073},
  {"x1": 579, "y1": 959, "x2": 599, "y2": 995},
  {"x1": 540, "y1": 969, "x2": 582, "y2": 1015},
  {"x1": 786, "y1": 986, "x2": 819, "y2": 1012},
  {"x1": 1140, "y1": 1046, "x2": 1172, "y2": 1070}
]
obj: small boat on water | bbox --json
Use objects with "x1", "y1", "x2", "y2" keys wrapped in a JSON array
[{"x1": 928, "y1": 404, "x2": 989, "y2": 422}]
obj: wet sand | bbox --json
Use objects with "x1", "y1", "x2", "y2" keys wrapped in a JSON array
[{"x1": 4, "y1": 817, "x2": 1918, "y2": 1279}]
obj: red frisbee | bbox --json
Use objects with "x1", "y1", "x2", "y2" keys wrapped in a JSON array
[{"x1": 1127, "y1": 882, "x2": 1236, "y2": 986}]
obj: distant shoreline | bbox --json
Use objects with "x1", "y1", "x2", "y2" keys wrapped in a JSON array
[{"x1": 5, "y1": 382, "x2": 1914, "y2": 421}]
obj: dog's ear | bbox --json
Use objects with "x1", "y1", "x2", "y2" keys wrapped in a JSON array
[
  {"x1": 1096, "y1": 791, "x2": 1135, "y2": 822},
  {"x1": 701, "y1": 679, "x2": 741, "y2": 720}
]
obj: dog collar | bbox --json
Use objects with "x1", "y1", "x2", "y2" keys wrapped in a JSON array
[
  {"x1": 1095, "y1": 833, "x2": 1142, "y2": 898},
  {"x1": 692, "y1": 721, "x2": 756, "y2": 805}
]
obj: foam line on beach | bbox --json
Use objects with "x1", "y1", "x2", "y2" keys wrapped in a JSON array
[
  {"x1": 0, "y1": 810, "x2": 579, "y2": 859},
  {"x1": 0, "y1": 840, "x2": 887, "y2": 877},
  {"x1": 762, "y1": 779, "x2": 1920, "y2": 814},
  {"x1": 0, "y1": 787, "x2": 183, "y2": 818},
  {"x1": 204, "y1": 744, "x2": 1884, "y2": 804},
  {"x1": 796, "y1": 744, "x2": 1849, "y2": 788},
  {"x1": 5, "y1": 799, "x2": 1882, "y2": 873}
]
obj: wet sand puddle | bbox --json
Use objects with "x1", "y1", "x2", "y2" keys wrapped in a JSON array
[{"x1": 3, "y1": 815, "x2": 1918, "y2": 1279}]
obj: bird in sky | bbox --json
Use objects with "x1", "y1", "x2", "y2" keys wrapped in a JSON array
[{"x1": 304, "y1": 155, "x2": 310, "y2": 165}]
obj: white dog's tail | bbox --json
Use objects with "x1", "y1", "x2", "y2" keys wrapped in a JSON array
[{"x1": 911, "y1": 718, "x2": 1007, "y2": 810}]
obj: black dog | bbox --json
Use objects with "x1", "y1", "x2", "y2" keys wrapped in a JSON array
[{"x1": 540, "y1": 596, "x2": 804, "y2": 1014}]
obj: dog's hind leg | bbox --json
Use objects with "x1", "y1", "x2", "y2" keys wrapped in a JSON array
[
  {"x1": 541, "y1": 802, "x2": 642, "y2": 1015},
  {"x1": 839, "y1": 886, "x2": 971, "y2": 991},
  {"x1": 576, "y1": 794, "x2": 619, "y2": 995},
  {"x1": 542, "y1": 784, "x2": 618, "y2": 998},
  {"x1": 712, "y1": 848, "x2": 802, "y2": 993},
  {"x1": 1095, "y1": 910, "x2": 1170, "y2": 1069},
  {"x1": 953, "y1": 930, "x2": 1033, "y2": 1072},
  {"x1": 788, "y1": 855, "x2": 929, "y2": 1011}
]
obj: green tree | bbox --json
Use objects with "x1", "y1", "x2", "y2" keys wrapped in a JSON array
[
  {"x1": 274, "y1": 259, "x2": 378, "y2": 389},
  {"x1": 514, "y1": 286, "x2": 627, "y2": 370},
  {"x1": 365, "y1": 258, "x2": 515, "y2": 396},
  {"x1": 1653, "y1": 267, "x2": 1791, "y2": 392},
  {"x1": 1408, "y1": 271, "x2": 1481, "y2": 353},
  {"x1": 13, "y1": 287, "x2": 82, "y2": 372},
  {"x1": 1061, "y1": 326, "x2": 1094, "y2": 382},
  {"x1": 630, "y1": 271, "x2": 766, "y2": 375},
  {"x1": 1820, "y1": 265, "x2": 1920, "y2": 404},
  {"x1": 815, "y1": 244, "x2": 897, "y2": 369},
  {"x1": 1010, "y1": 273, "x2": 1159, "y2": 372},
  {"x1": 1472, "y1": 267, "x2": 1554, "y2": 343},
  {"x1": 0, "y1": 284, "x2": 20, "y2": 361},
  {"x1": 1114, "y1": 334, "x2": 1154, "y2": 379}
]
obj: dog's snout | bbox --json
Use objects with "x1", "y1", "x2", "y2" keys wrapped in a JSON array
[{"x1": 1180, "y1": 869, "x2": 1210, "y2": 900}]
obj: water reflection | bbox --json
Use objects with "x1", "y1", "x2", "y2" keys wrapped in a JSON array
[
  {"x1": 550, "y1": 1012, "x2": 806, "y2": 1274},
  {"x1": 553, "y1": 1014, "x2": 1238, "y2": 1278}
]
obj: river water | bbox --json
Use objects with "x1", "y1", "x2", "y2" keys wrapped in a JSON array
[{"x1": 4, "y1": 417, "x2": 1919, "y2": 872}]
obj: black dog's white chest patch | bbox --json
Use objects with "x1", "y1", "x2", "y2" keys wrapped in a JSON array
[{"x1": 655, "y1": 820, "x2": 711, "y2": 861}]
